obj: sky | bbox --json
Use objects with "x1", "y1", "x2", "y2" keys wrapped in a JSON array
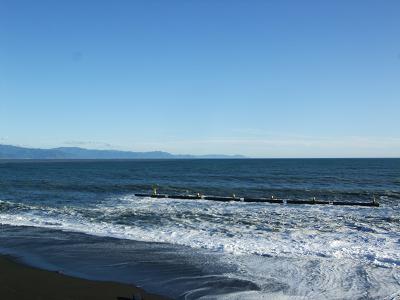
[{"x1": 0, "y1": 0, "x2": 399, "y2": 157}]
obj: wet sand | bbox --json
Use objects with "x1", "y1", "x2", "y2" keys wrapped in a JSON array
[{"x1": 0, "y1": 255, "x2": 167, "y2": 300}]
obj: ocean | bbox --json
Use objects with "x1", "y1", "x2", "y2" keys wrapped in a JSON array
[{"x1": 0, "y1": 159, "x2": 399, "y2": 299}]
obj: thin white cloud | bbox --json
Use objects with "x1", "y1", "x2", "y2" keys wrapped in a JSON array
[
  {"x1": 62, "y1": 140, "x2": 114, "y2": 149},
  {"x1": 3, "y1": 135, "x2": 400, "y2": 158},
  {"x1": 126, "y1": 135, "x2": 400, "y2": 158}
]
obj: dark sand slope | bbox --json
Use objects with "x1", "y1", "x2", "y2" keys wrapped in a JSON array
[{"x1": 0, "y1": 256, "x2": 167, "y2": 300}]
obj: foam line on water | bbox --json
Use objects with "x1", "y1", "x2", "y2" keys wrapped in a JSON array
[{"x1": 1, "y1": 196, "x2": 399, "y2": 270}]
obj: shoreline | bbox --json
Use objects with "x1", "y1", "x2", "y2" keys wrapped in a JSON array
[{"x1": 0, "y1": 255, "x2": 168, "y2": 300}]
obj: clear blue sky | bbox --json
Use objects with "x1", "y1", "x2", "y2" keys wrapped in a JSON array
[{"x1": 1, "y1": 0, "x2": 399, "y2": 157}]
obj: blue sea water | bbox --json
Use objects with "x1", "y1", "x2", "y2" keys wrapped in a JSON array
[{"x1": 0, "y1": 159, "x2": 399, "y2": 299}]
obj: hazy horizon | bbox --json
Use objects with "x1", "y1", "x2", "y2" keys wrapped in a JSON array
[{"x1": 1, "y1": 143, "x2": 400, "y2": 159}]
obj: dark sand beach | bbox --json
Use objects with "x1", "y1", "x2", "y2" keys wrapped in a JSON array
[{"x1": 0, "y1": 255, "x2": 166, "y2": 300}]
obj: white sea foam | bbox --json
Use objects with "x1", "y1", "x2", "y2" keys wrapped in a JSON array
[
  {"x1": 0, "y1": 196, "x2": 399, "y2": 268},
  {"x1": 1, "y1": 196, "x2": 400, "y2": 299}
]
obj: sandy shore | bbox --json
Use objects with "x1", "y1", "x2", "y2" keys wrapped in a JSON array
[{"x1": 0, "y1": 255, "x2": 167, "y2": 300}]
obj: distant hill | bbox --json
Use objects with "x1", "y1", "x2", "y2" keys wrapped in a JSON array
[{"x1": 0, "y1": 144, "x2": 245, "y2": 159}]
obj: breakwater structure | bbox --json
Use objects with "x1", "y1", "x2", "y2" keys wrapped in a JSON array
[{"x1": 135, "y1": 188, "x2": 380, "y2": 207}]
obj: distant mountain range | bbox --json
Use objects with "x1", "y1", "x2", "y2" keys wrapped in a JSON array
[{"x1": 0, "y1": 144, "x2": 245, "y2": 159}]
